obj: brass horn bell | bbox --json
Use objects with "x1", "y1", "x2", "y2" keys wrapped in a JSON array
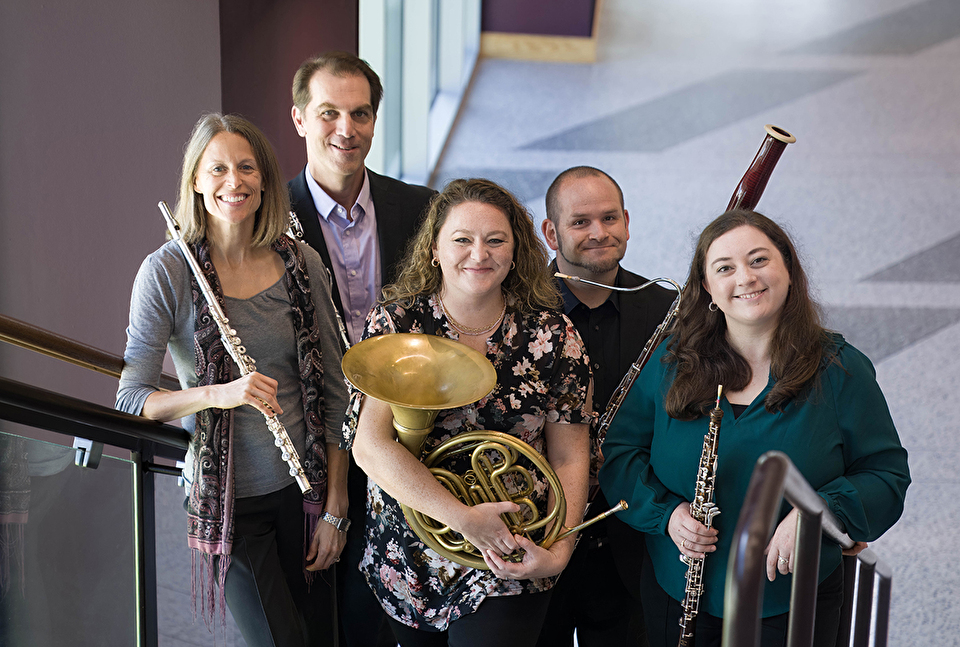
[{"x1": 342, "y1": 333, "x2": 568, "y2": 570}]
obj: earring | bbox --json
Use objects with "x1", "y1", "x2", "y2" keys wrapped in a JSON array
[
  {"x1": 708, "y1": 301, "x2": 719, "y2": 312},
  {"x1": 511, "y1": 261, "x2": 516, "y2": 270},
  {"x1": 431, "y1": 257, "x2": 440, "y2": 267}
]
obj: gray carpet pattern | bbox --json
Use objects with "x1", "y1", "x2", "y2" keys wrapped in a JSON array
[{"x1": 430, "y1": 1, "x2": 960, "y2": 645}]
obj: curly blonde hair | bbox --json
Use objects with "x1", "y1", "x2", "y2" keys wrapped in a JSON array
[{"x1": 383, "y1": 178, "x2": 560, "y2": 314}]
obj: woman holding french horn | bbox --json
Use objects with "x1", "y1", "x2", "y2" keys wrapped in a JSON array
[
  {"x1": 117, "y1": 114, "x2": 348, "y2": 646},
  {"x1": 344, "y1": 178, "x2": 592, "y2": 646},
  {"x1": 599, "y1": 210, "x2": 910, "y2": 646}
]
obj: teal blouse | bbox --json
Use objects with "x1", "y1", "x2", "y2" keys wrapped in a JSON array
[{"x1": 598, "y1": 334, "x2": 910, "y2": 618}]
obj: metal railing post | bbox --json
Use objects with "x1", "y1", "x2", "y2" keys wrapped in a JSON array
[
  {"x1": 723, "y1": 452, "x2": 893, "y2": 647},
  {"x1": 723, "y1": 452, "x2": 788, "y2": 647},
  {"x1": 872, "y1": 555, "x2": 892, "y2": 647},
  {"x1": 787, "y1": 508, "x2": 822, "y2": 647},
  {"x1": 851, "y1": 552, "x2": 878, "y2": 647}
]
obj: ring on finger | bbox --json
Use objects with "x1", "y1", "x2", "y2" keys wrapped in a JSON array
[
  {"x1": 778, "y1": 556, "x2": 788, "y2": 565},
  {"x1": 681, "y1": 539, "x2": 686, "y2": 550}
]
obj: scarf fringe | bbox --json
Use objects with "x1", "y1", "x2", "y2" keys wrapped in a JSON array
[{"x1": 191, "y1": 549, "x2": 230, "y2": 643}]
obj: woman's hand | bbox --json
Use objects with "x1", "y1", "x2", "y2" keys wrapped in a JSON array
[
  {"x1": 210, "y1": 372, "x2": 282, "y2": 417},
  {"x1": 482, "y1": 533, "x2": 572, "y2": 580},
  {"x1": 306, "y1": 515, "x2": 348, "y2": 572},
  {"x1": 668, "y1": 502, "x2": 718, "y2": 559},
  {"x1": 843, "y1": 541, "x2": 869, "y2": 557},
  {"x1": 765, "y1": 507, "x2": 798, "y2": 581},
  {"x1": 457, "y1": 501, "x2": 522, "y2": 557},
  {"x1": 141, "y1": 371, "x2": 281, "y2": 422}
]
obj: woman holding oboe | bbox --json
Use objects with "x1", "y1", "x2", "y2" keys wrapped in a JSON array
[
  {"x1": 599, "y1": 210, "x2": 910, "y2": 646},
  {"x1": 117, "y1": 113, "x2": 347, "y2": 647}
]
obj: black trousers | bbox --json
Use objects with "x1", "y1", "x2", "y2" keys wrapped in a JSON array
[
  {"x1": 338, "y1": 456, "x2": 397, "y2": 647},
  {"x1": 387, "y1": 591, "x2": 553, "y2": 647},
  {"x1": 222, "y1": 483, "x2": 335, "y2": 647},
  {"x1": 640, "y1": 553, "x2": 844, "y2": 647},
  {"x1": 536, "y1": 515, "x2": 648, "y2": 647}
]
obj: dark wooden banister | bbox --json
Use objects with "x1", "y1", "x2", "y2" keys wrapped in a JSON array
[
  {"x1": 723, "y1": 451, "x2": 892, "y2": 647},
  {"x1": 0, "y1": 313, "x2": 180, "y2": 392}
]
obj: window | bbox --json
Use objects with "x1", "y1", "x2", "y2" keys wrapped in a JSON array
[{"x1": 360, "y1": 0, "x2": 480, "y2": 185}]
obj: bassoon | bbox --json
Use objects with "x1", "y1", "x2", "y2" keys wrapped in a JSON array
[
  {"x1": 676, "y1": 124, "x2": 795, "y2": 645},
  {"x1": 557, "y1": 125, "x2": 796, "y2": 644}
]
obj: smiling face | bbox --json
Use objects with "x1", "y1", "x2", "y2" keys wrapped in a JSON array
[
  {"x1": 291, "y1": 69, "x2": 375, "y2": 191},
  {"x1": 702, "y1": 225, "x2": 791, "y2": 334},
  {"x1": 543, "y1": 174, "x2": 629, "y2": 276},
  {"x1": 193, "y1": 131, "x2": 262, "y2": 230},
  {"x1": 433, "y1": 201, "x2": 515, "y2": 302}
]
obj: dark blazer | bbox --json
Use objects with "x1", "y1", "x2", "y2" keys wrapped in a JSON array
[
  {"x1": 558, "y1": 263, "x2": 677, "y2": 601},
  {"x1": 608, "y1": 267, "x2": 677, "y2": 385},
  {"x1": 554, "y1": 262, "x2": 677, "y2": 397},
  {"x1": 288, "y1": 167, "x2": 436, "y2": 317},
  {"x1": 289, "y1": 166, "x2": 435, "y2": 647},
  {"x1": 607, "y1": 267, "x2": 676, "y2": 600}
]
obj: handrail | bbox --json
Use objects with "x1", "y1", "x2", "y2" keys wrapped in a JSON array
[
  {"x1": 0, "y1": 313, "x2": 180, "y2": 392},
  {"x1": 0, "y1": 375, "x2": 189, "y2": 453},
  {"x1": 0, "y1": 377, "x2": 187, "y2": 647},
  {"x1": 723, "y1": 451, "x2": 891, "y2": 647}
]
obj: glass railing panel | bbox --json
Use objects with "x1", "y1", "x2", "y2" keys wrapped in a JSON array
[
  {"x1": 154, "y1": 473, "x2": 248, "y2": 646},
  {"x1": 0, "y1": 431, "x2": 137, "y2": 646}
]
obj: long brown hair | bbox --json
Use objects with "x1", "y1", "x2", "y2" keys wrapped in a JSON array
[
  {"x1": 665, "y1": 210, "x2": 831, "y2": 419},
  {"x1": 382, "y1": 178, "x2": 560, "y2": 314}
]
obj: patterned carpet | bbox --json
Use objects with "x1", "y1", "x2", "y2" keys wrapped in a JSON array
[{"x1": 432, "y1": 1, "x2": 960, "y2": 645}]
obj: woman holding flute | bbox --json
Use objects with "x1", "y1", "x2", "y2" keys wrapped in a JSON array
[{"x1": 117, "y1": 113, "x2": 347, "y2": 646}]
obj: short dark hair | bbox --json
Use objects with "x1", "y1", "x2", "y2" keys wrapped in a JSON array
[
  {"x1": 545, "y1": 166, "x2": 625, "y2": 223},
  {"x1": 292, "y1": 52, "x2": 383, "y2": 115}
]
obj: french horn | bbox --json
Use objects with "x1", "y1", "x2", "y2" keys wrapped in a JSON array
[{"x1": 342, "y1": 333, "x2": 624, "y2": 570}]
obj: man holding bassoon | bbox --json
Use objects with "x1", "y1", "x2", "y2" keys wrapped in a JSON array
[{"x1": 538, "y1": 166, "x2": 677, "y2": 647}]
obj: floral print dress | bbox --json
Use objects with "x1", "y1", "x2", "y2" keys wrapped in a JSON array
[{"x1": 341, "y1": 294, "x2": 592, "y2": 631}]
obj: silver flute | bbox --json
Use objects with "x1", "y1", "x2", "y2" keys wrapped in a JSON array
[{"x1": 158, "y1": 201, "x2": 312, "y2": 494}]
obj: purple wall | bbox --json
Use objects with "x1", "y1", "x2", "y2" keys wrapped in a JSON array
[
  {"x1": 220, "y1": 0, "x2": 359, "y2": 181},
  {"x1": 0, "y1": 0, "x2": 222, "y2": 411},
  {"x1": 0, "y1": 0, "x2": 362, "y2": 414},
  {"x1": 481, "y1": 0, "x2": 596, "y2": 37}
]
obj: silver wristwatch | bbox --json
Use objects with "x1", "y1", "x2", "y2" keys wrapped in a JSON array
[{"x1": 322, "y1": 512, "x2": 351, "y2": 533}]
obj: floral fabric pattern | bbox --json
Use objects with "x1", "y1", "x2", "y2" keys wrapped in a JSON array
[{"x1": 342, "y1": 294, "x2": 591, "y2": 630}]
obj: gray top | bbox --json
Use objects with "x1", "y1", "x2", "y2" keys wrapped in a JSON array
[
  {"x1": 116, "y1": 239, "x2": 348, "y2": 495},
  {"x1": 223, "y1": 279, "x2": 307, "y2": 496}
]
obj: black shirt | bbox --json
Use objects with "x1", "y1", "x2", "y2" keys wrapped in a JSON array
[{"x1": 558, "y1": 268, "x2": 629, "y2": 413}]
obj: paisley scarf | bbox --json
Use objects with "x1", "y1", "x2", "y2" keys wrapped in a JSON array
[{"x1": 185, "y1": 235, "x2": 328, "y2": 625}]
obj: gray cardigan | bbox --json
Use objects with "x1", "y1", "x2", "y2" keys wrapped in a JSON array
[{"x1": 116, "y1": 239, "x2": 348, "y2": 447}]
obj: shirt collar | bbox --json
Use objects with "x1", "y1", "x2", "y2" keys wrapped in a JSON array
[
  {"x1": 304, "y1": 167, "x2": 372, "y2": 222},
  {"x1": 556, "y1": 263, "x2": 623, "y2": 315}
]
